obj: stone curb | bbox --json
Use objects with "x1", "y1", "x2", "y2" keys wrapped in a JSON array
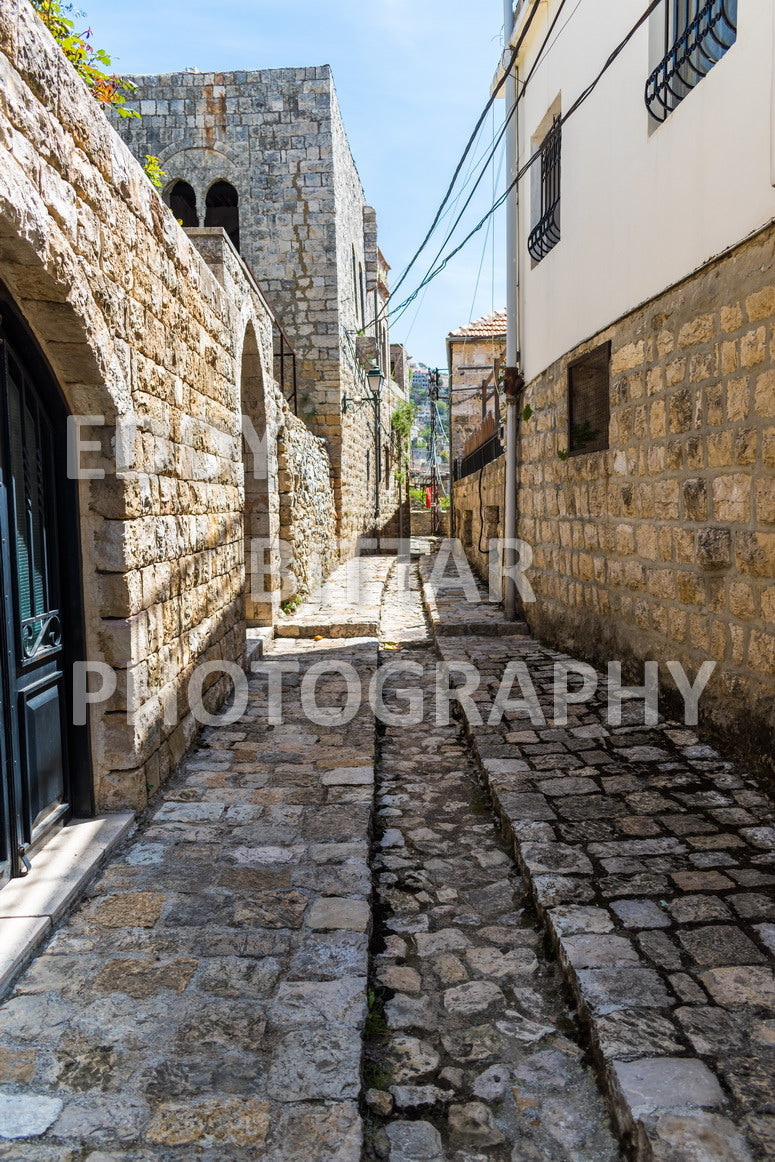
[
  {"x1": 418, "y1": 558, "x2": 759, "y2": 1162},
  {"x1": 0, "y1": 812, "x2": 136, "y2": 1001}
]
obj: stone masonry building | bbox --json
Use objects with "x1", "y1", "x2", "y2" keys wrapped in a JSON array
[
  {"x1": 453, "y1": 0, "x2": 775, "y2": 776},
  {"x1": 447, "y1": 308, "x2": 506, "y2": 470},
  {"x1": 0, "y1": 1, "x2": 346, "y2": 880},
  {"x1": 116, "y1": 66, "x2": 408, "y2": 555}
]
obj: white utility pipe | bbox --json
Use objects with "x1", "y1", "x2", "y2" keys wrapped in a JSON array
[{"x1": 503, "y1": 0, "x2": 521, "y2": 620}]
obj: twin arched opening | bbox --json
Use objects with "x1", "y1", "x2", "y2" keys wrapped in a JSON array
[{"x1": 165, "y1": 179, "x2": 240, "y2": 252}]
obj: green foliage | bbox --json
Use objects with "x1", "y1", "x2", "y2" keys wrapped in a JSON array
[
  {"x1": 522, "y1": 403, "x2": 533, "y2": 423},
  {"x1": 409, "y1": 487, "x2": 425, "y2": 508},
  {"x1": 281, "y1": 596, "x2": 301, "y2": 614},
  {"x1": 557, "y1": 448, "x2": 569, "y2": 461},
  {"x1": 390, "y1": 400, "x2": 415, "y2": 443},
  {"x1": 440, "y1": 495, "x2": 450, "y2": 511},
  {"x1": 364, "y1": 988, "x2": 388, "y2": 1037},
  {"x1": 363, "y1": 1059, "x2": 394, "y2": 1089},
  {"x1": 32, "y1": 0, "x2": 140, "y2": 118},
  {"x1": 143, "y1": 155, "x2": 166, "y2": 191}
]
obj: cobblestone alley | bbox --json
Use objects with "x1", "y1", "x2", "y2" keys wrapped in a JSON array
[{"x1": 0, "y1": 549, "x2": 772, "y2": 1161}]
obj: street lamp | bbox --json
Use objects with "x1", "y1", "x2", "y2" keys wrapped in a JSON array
[
  {"x1": 366, "y1": 362, "x2": 384, "y2": 398},
  {"x1": 342, "y1": 363, "x2": 384, "y2": 414}
]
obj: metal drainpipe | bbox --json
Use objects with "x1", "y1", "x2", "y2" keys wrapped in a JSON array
[
  {"x1": 503, "y1": 0, "x2": 524, "y2": 621},
  {"x1": 448, "y1": 337, "x2": 455, "y2": 542}
]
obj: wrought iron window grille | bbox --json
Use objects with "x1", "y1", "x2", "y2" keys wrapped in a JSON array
[
  {"x1": 568, "y1": 342, "x2": 611, "y2": 456},
  {"x1": 528, "y1": 117, "x2": 561, "y2": 264},
  {"x1": 645, "y1": 0, "x2": 737, "y2": 122}
]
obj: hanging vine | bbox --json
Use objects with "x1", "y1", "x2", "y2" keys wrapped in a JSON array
[{"x1": 31, "y1": 1, "x2": 140, "y2": 118}]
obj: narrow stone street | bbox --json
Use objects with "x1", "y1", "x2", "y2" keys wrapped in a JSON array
[
  {"x1": 420, "y1": 549, "x2": 775, "y2": 1162},
  {"x1": 365, "y1": 560, "x2": 620, "y2": 1162},
  {"x1": 0, "y1": 561, "x2": 388, "y2": 1159},
  {"x1": 0, "y1": 548, "x2": 772, "y2": 1161}
]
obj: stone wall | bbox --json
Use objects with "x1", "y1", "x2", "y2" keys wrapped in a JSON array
[
  {"x1": 410, "y1": 508, "x2": 451, "y2": 538},
  {"x1": 116, "y1": 66, "x2": 403, "y2": 559},
  {"x1": 0, "y1": 2, "x2": 337, "y2": 812},
  {"x1": 454, "y1": 224, "x2": 775, "y2": 773},
  {"x1": 451, "y1": 458, "x2": 504, "y2": 579},
  {"x1": 278, "y1": 417, "x2": 338, "y2": 602}
]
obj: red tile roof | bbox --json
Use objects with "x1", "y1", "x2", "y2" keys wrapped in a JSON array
[{"x1": 448, "y1": 308, "x2": 508, "y2": 340}]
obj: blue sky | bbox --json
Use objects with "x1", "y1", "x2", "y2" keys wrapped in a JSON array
[{"x1": 82, "y1": 0, "x2": 507, "y2": 369}]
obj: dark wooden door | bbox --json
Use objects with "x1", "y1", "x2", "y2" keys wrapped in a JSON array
[{"x1": 0, "y1": 334, "x2": 70, "y2": 882}]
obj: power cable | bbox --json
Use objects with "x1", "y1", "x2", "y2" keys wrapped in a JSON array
[
  {"x1": 388, "y1": 0, "x2": 574, "y2": 327},
  {"x1": 389, "y1": 0, "x2": 663, "y2": 323},
  {"x1": 387, "y1": 0, "x2": 543, "y2": 305}
]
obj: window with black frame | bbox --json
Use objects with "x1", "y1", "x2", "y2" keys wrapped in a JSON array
[
  {"x1": 568, "y1": 343, "x2": 610, "y2": 456},
  {"x1": 645, "y1": 0, "x2": 737, "y2": 122},
  {"x1": 527, "y1": 117, "x2": 561, "y2": 264}
]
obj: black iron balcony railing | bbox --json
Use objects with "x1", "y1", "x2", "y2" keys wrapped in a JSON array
[
  {"x1": 455, "y1": 433, "x2": 503, "y2": 482},
  {"x1": 527, "y1": 118, "x2": 561, "y2": 264},
  {"x1": 645, "y1": 0, "x2": 737, "y2": 122}
]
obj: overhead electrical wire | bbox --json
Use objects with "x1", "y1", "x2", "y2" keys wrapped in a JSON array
[
  {"x1": 389, "y1": 0, "x2": 663, "y2": 325},
  {"x1": 385, "y1": 0, "x2": 574, "y2": 329},
  {"x1": 386, "y1": 0, "x2": 543, "y2": 305}
]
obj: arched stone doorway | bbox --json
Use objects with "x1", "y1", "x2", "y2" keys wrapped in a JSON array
[
  {"x1": 0, "y1": 286, "x2": 91, "y2": 885},
  {"x1": 241, "y1": 323, "x2": 278, "y2": 626}
]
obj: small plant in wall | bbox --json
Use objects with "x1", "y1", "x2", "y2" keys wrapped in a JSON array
[
  {"x1": 142, "y1": 155, "x2": 166, "y2": 191},
  {"x1": 31, "y1": 0, "x2": 140, "y2": 118}
]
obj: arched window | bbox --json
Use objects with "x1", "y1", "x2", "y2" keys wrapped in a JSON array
[
  {"x1": 205, "y1": 181, "x2": 239, "y2": 252},
  {"x1": 167, "y1": 180, "x2": 198, "y2": 227}
]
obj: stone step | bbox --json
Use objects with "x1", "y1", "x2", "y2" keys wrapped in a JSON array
[
  {"x1": 275, "y1": 620, "x2": 380, "y2": 639},
  {"x1": 435, "y1": 619, "x2": 530, "y2": 637}
]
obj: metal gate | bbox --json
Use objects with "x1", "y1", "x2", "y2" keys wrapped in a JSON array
[{"x1": 0, "y1": 305, "x2": 90, "y2": 885}]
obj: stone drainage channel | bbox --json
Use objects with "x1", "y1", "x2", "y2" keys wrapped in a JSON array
[{"x1": 363, "y1": 559, "x2": 621, "y2": 1162}]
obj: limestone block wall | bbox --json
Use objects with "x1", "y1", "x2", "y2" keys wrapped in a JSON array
[
  {"x1": 410, "y1": 508, "x2": 451, "y2": 538},
  {"x1": 189, "y1": 228, "x2": 338, "y2": 624},
  {"x1": 278, "y1": 417, "x2": 338, "y2": 602},
  {"x1": 452, "y1": 458, "x2": 505, "y2": 580},
  {"x1": 454, "y1": 224, "x2": 775, "y2": 772},
  {"x1": 448, "y1": 332, "x2": 506, "y2": 463},
  {"x1": 117, "y1": 66, "x2": 342, "y2": 429},
  {"x1": 0, "y1": 1, "x2": 337, "y2": 812},
  {"x1": 116, "y1": 66, "x2": 402, "y2": 556}
]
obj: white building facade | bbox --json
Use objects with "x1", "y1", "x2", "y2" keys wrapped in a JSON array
[
  {"x1": 480, "y1": 0, "x2": 775, "y2": 774},
  {"x1": 507, "y1": 0, "x2": 774, "y2": 381}
]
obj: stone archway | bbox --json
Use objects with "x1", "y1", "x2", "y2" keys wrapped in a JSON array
[
  {"x1": 240, "y1": 320, "x2": 280, "y2": 626},
  {"x1": 0, "y1": 212, "x2": 136, "y2": 820}
]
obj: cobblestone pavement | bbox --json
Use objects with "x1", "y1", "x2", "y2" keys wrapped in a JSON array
[
  {"x1": 0, "y1": 556, "x2": 397, "y2": 1160},
  {"x1": 1, "y1": 549, "x2": 772, "y2": 1161},
  {"x1": 419, "y1": 550, "x2": 775, "y2": 1161},
  {"x1": 365, "y1": 561, "x2": 620, "y2": 1162}
]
